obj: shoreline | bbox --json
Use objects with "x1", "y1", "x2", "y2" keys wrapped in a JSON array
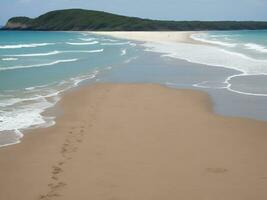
[
  {"x1": 0, "y1": 31, "x2": 201, "y2": 149},
  {"x1": 1, "y1": 31, "x2": 267, "y2": 199},
  {"x1": 90, "y1": 31, "x2": 202, "y2": 44},
  {"x1": 1, "y1": 83, "x2": 267, "y2": 199},
  {"x1": 1, "y1": 30, "x2": 266, "y2": 149}
]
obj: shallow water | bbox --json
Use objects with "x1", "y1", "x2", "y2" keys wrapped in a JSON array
[{"x1": 0, "y1": 30, "x2": 267, "y2": 147}]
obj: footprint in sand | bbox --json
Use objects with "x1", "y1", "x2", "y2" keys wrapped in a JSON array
[
  {"x1": 52, "y1": 166, "x2": 63, "y2": 175},
  {"x1": 40, "y1": 124, "x2": 88, "y2": 200},
  {"x1": 58, "y1": 161, "x2": 64, "y2": 166},
  {"x1": 50, "y1": 182, "x2": 66, "y2": 190},
  {"x1": 76, "y1": 139, "x2": 82, "y2": 143},
  {"x1": 51, "y1": 175, "x2": 59, "y2": 180},
  {"x1": 61, "y1": 146, "x2": 68, "y2": 154},
  {"x1": 39, "y1": 192, "x2": 61, "y2": 199}
]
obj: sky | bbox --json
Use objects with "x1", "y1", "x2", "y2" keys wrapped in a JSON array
[{"x1": 1, "y1": 0, "x2": 267, "y2": 25}]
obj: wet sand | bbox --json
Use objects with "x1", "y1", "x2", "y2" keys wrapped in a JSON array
[{"x1": 1, "y1": 84, "x2": 267, "y2": 200}]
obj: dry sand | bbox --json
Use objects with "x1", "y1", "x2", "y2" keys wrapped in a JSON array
[
  {"x1": 91, "y1": 31, "x2": 199, "y2": 44},
  {"x1": 1, "y1": 84, "x2": 267, "y2": 200}
]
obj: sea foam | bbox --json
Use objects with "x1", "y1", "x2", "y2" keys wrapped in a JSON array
[
  {"x1": 0, "y1": 59, "x2": 78, "y2": 71},
  {"x1": 0, "y1": 43, "x2": 54, "y2": 49},
  {"x1": 244, "y1": 43, "x2": 267, "y2": 53},
  {"x1": 101, "y1": 42, "x2": 130, "y2": 46},
  {"x1": 2, "y1": 58, "x2": 18, "y2": 61},
  {"x1": 121, "y1": 49, "x2": 127, "y2": 56},
  {"x1": 79, "y1": 37, "x2": 97, "y2": 41},
  {"x1": 5, "y1": 49, "x2": 104, "y2": 57},
  {"x1": 0, "y1": 70, "x2": 99, "y2": 147},
  {"x1": 66, "y1": 41, "x2": 99, "y2": 45},
  {"x1": 191, "y1": 33, "x2": 237, "y2": 47},
  {"x1": 6, "y1": 51, "x2": 61, "y2": 57},
  {"x1": 143, "y1": 42, "x2": 267, "y2": 75}
]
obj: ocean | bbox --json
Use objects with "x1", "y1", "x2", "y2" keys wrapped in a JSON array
[{"x1": 0, "y1": 30, "x2": 267, "y2": 147}]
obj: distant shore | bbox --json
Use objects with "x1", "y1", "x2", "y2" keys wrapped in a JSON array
[
  {"x1": 90, "y1": 31, "x2": 201, "y2": 44},
  {"x1": 1, "y1": 84, "x2": 267, "y2": 199},
  {"x1": 4, "y1": 9, "x2": 267, "y2": 31}
]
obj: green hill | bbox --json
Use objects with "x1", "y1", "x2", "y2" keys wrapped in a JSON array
[{"x1": 3, "y1": 9, "x2": 267, "y2": 31}]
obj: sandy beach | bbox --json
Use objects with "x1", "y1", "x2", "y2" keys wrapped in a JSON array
[
  {"x1": 1, "y1": 83, "x2": 267, "y2": 200},
  {"x1": 1, "y1": 0, "x2": 267, "y2": 198},
  {"x1": 91, "y1": 31, "x2": 199, "y2": 44}
]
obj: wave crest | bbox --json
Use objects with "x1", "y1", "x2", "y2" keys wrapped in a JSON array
[
  {"x1": 244, "y1": 43, "x2": 267, "y2": 53},
  {"x1": 0, "y1": 43, "x2": 54, "y2": 49},
  {"x1": 0, "y1": 59, "x2": 78, "y2": 71},
  {"x1": 66, "y1": 41, "x2": 99, "y2": 45},
  {"x1": 191, "y1": 34, "x2": 237, "y2": 47}
]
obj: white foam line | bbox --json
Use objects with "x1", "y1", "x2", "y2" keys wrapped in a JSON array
[
  {"x1": 66, "y1": 41, "x2": 99, "y2": 45},
  {"x1": 244, "y1": 43, "x2": 267, "y2": 53},
  {"x1": 143, "y1": 43, "x2": 245, "y2": 74},
  {"x1": 0, "y1": 59, "x2": 78, "y2": 71},
  {"x1": 0, "y1": 43, "x2": 54, "y2": 49},
  {"x1": 0, "y1": 92, "x2": 60, "y2": 107},
  {"x1": 25, "y1": 87, "x2": 36, "y2": 91},
  {"x1": 5, "y1": 51, "x2": 60, "y2": 57},
  {"x1": 193, "y1": 81, "x2": 229, "y2": 89},
  {"x1": 190, "y1": 33, "x2": 237, "y2": 47},
  {"x1": 218, "y1": 49, "x2": 266, "y2": 61},
  {"x1": 24, "y1": 82, "x2": 58, "y2": 91},
  {"x1": 143, "y1": 41, "x2": 267, "y2": 75},
  {"x1": 5, "y1": 49, "x2": 104, "y2": 57},
  {"x1": 166, "y1": 70, "x2": 267, "y2": 97},
  {"x1": 71, "y1": 70, "x2": 99, "y2": 86},
  {"x1": 191, "y1": 72, "x2": 267, "y2": 97},
  {"x1": 0, "y1": 140, "x2": 21, "y2": 148},
  {"x1": 227, "y1": 87, "x2": 267, "y2": 97},
  {"x1": 101, "y1": 42, "x2": 130, "y2": 46},
  {"x1": 2, "y1": 58, "x2": 18, "y2": 61},
  {"x1": 1, "y1": 70, "x2": 100, "y2": 107},
  {"x1": 0, "y1": 129, "x2": 23, "y2": 148},
  {"x1": 224, "y1": 73, "x2": 267, "y2": 97},
  {"x1": 101, "y1": 38, "x2": 119, "y2": 42},
  {"x1": 79, "y1": 37, "x2": 97, "y2": 41},
  {"x1": 130, "y1": 43, "x2": 137, "y2": 47},
  {"x1": 63, "y1": 49, "x2": 104, "y2": 53}
]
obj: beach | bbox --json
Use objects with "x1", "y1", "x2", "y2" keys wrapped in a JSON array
[
  {"x1": 1, "y1": 30, "x2": 267, "y2": 200},
  {"x1": 91, "y1": 31, "x2": 198, "y2": 44},
  {"x1": 1, "y1": 0, "x2": 267, "y2": 198},
  {"x1": 1, "y1": 83, "x2": 267, "y2": 200}
]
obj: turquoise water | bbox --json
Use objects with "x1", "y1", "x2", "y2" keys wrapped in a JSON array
[
  {"x1": 0, "y1": 31, "x2": 139, "y2": 146},
  {"x1": 191, "y1": 30, "x2": 267, "y2": 60},
  {"x1": 0, "y1": 31, "x2": 138, "y2": 90},
  {"x1": 144, "y1": 30, "x2": 267, "y2": 95},
  {"x1": 0, "y1": 30, "x2": 267, "y2": 147}
]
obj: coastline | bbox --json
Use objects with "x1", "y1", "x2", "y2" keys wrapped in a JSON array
[
  {"x1": 90, "y1": 31, "x2": 267, "y2": 99},
  {"x1": 1, "y1": 30, "x2": 267, "y2": 199},
  {"x1": 1, "y1": 83, "x2": 267, "y2": 199},
  {"x1": 90, "y1": 31, "x2": 201, "y2": 44}
]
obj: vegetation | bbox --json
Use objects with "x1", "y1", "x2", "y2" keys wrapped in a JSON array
[{"x1": 3, "y1": 9, "x2": 267, "y2": 31}]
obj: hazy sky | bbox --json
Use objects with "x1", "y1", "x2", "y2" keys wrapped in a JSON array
[{"x1": 1, "y1": 0, "x2": 267, "y2": 25}]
